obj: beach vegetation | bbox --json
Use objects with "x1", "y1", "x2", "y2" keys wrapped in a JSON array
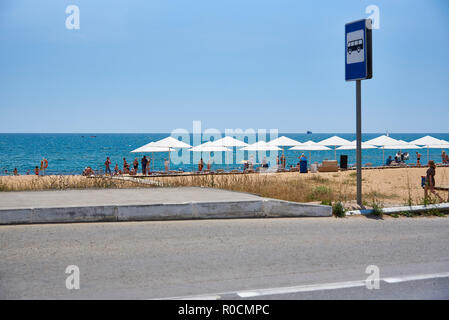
[
  {"x1": 332, "y1": 201, "x2": 346, "y2": 218},
  {"x1": 0, "y1": 175, "x2": 150, "y2": 192},
  {"x1": 371, "y1": 202, "x2": 383, "y2": 217}
]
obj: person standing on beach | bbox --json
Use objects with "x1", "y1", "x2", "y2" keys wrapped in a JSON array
[
  {"x1": 114, "y1": 163, "x2": 119, "y2": 175},
  {"x1": 43, "y1": 158, "x2": 48, "y2": 175},
  {"x1": 424, "y1": 160, "x2": 443, "y2": 202},
  {"x1": 104, "y1": 157, "x2": 112, "y2": 175},
  {"x1": 40, "y1": 159, "x2": 44, "y2": 174},
  {"x1": 141, "y1": 156, "x2": 148, "y2": 175},
  {"x1": 416, "y1": 152, "x2": 421, "y2": 166},
  {"x1": 34, "y1": 166, "x2": 39, "y2": 176},
  {"x1": 164, "y1": 159, "x2": 170, "y2": 172},
  {"x1": 13, "y1": 168, "x2": 18, "y2": 176},
  {"x1": 280, "y1": 154, "x2": 286, "y2": 168},
  {"x1": 123, "y1": 158, "x2": 129, "y2": 174},
  {"x1": 198, "y1": 158, "x2": 203, "y2": 172},
  {"x1": 133, "y1": 158, "x2": 139, "y2": 173}
]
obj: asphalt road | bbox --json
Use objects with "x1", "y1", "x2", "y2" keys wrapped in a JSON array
[{"x1": 1, "y1": 216, "x2": 448, "y2": 299}]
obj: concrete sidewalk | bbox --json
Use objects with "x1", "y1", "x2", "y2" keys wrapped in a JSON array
[{"x1": 0, "y1": 187, "x2": 331, "y2": 225}]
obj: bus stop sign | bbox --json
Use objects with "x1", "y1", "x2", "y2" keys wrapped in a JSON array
[{"x1": 345, "y1": 19, "x2": 372, "y2": 81}]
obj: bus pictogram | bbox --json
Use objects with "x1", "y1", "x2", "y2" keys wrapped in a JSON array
[{"x1": 347, "y1": 38, "x2": 363, "y2": 54}]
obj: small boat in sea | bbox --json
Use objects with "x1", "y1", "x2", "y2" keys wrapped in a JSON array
[{"x1": 306, "y1": 131, "x2": 312, "y2": 134}]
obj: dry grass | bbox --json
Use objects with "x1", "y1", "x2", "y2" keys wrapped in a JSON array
[
  {"x1": 151, "y1": 173, "x2": 350, "y2": 204},
  {"x1": 1, "y1": 166, "x2": 448, "y2": 208},
  {"x1": 149, "y1": 166, "x2": 449, "y2": 207},
  {"x1": 0, "y1": 175, "x2": 153, "y2": 192}
]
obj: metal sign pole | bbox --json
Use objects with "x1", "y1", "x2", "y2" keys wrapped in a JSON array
[
  {"x1": 356, "y1": 80, "x2": 362, "y2": 206},
  {"x1": 346, "y1": 18, "x2": 372, "y2": 207}
]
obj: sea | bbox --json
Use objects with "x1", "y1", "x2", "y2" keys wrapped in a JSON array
[{"x1": 1, "y1": 133, "x2": 448, "y2": 175}]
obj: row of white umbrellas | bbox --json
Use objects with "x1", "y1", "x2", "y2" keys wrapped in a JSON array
[{"x1": 131, "y1": 135, "x2": 449, "y2": 166}]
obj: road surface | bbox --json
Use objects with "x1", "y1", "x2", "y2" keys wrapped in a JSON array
[{"x1": 1, "y1": 216, "x2": 448, "y2": 299}]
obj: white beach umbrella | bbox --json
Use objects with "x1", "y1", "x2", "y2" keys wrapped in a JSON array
[
  {"x1": 289, "y1": 144, "x2": 331, "y2": 164},
  {"x1": 364, "y1": 135, "x2": 401, "y2": 164},
  {"x1": 210, "y1": 136, "x2": 248, "y2": 147},
  {"x1": 317, "y1": 135, "x2": 352, "y2": 146},
  {"x1": 189, "y1": 144, "x2": 230, "y2": 152},
  {"x1": 317, "y1": 136, "x2": 352, "y2": 159},
  {"x1": 301, "y1": 140, "x2": 319, "y2": 146},
  {"x1": 336, "y1": 141, "x2": 377, "y2": 150},
  {"x1": 364, "y1": 135, "x2": 400, "y2": 146},
  {"x1": 410, "y1": 135, "x2": 444, "y2": 146},
  {"x1": 267, "y1": 136, "x2": 303, "y2": 147},
  {"x1": 149, "y1": 136, "x2": 191, "y2": 171},
  {"x1": 150, "y1": 136, "x2": 192, "y2": 149},
  {"x1": 267, "y1": 136, "x2": 303, "y2": 166},
  {"x1": 240, "y1": 141, "x2": 282, "y2": 151},
  {"x1": 208, "y1": 137, "x2": 247, "y2": 171},
  {"x1": 131, "y1": 142, "x2": 173, "y2": 172},
  {"x1": 131, "y1": 143, "x2": 171, "y2": 153},
  {"x1": 410, "y1": 135, "x2": 448, "y2": 162}
]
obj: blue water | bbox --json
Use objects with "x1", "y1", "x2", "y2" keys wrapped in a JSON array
[{"x1": 1, "y1": 133, "x2": 448, "y2": 175}]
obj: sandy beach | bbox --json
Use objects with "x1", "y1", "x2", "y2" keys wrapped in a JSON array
[{"x1": 1, "y1": 166, "x2": 448, "y2": 207}]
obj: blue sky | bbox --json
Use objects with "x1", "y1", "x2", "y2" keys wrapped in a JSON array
[{"x1": 0, "y1": 0, "x2": 448, "y2": 133}]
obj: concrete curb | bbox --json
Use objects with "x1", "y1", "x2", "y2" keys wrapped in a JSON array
[
  {"x1": 0, "y1": 199, "x2": 331, "y2": 225},
  {"x1": 346, "y1": 203, "x2": 449, "y2": 216}
]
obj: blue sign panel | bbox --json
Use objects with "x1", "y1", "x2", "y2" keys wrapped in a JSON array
[{"x1": 345, "y1": 19, "x2": 372, "y2": 81}]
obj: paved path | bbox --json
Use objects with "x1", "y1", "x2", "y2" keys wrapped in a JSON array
[
  {"x1": 0, "y1": 188, "x2": 261, "y2": 209},
  {"x1": 1, "y1": 217, "x2": 448, "y2": 299}
]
